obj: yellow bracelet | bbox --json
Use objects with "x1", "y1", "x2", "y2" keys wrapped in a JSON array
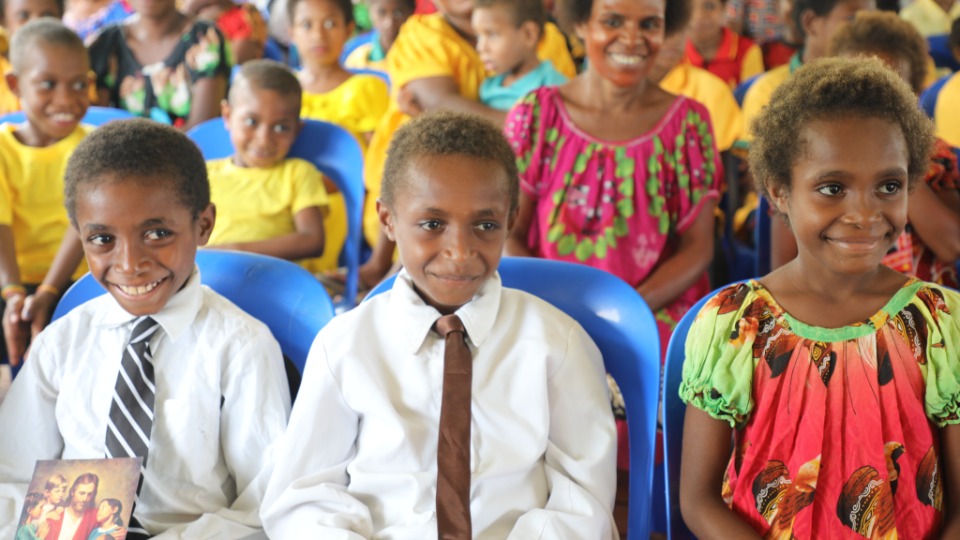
[
  {"x1": 37, "y1": 283, "x2": 60, "y2": 297},
  {"x1": 1, "y1": 284, "x2": 26, "y2": 300}
]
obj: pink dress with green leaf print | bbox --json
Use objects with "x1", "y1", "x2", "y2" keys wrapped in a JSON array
[{"x1": 504, "y1": 86, "x2": 722, "y2": 353}]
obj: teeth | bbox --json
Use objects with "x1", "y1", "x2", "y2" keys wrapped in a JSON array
[
  {"x1": 116, "y1": 279, "x2": 162, "y2": 296},
  {"x1": 610, "y1": 53, "x2": 642, "y2": 66},
  {"x1": 51, "y1": 113, "x2": 76, "y2": 122}
]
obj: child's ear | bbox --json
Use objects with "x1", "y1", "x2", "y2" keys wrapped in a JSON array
[
  {"x1": 766, "y1": 181, "x2": 790, "y2": 216},
  {"x1": 799, "y1": 8, "x2": 820, "y2": 40},
  {"x1": 520, "y1": 21, "x2": 540, "y2": 48},
  {"x1": 6, "y1": 72, "x2": 19, "y2": 98},
  {"x1": 294, "y1": 119, "x2": 304, "y2": 138},
  {"x1": 220, "y1": 99, "x2": 231, "y2": 121},
  {"x1": 196, "y1": 203, "x2": 216, "y2": 246},
  {"x1": 506, "y1": 206, "x2": 519, "y2": 232},
  {"x1": 377, "y1": 198, "x2": 397, "y2": 242},
  {"x1": 574, "y1": 21, "x2": 586, "y2": 41}
]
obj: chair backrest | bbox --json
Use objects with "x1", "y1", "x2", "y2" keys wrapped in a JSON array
[
  {"x1": 0, "y1": 106, "x2": 135, "y2": 126},
  {"x1": 51, "y1": 250, "x2": 335, "y2": 374},
  {"x1": 340, "y1": 31, "x2": 376, "y2": 65},
  {"x1": 928, "y1": 34, "x2": 960, "y2": 72},
  {"x1": 733, "y1": 73, "x2": 761, "y2": 107},
  {"x1": 662, "y1": 285, "x2": 731, "y2": 540},
  {"x1": 187, "y1": 118, "x2": 365, "y2": 309},
  {"x1": 920, "y1": 74, "x2": 951, "y2": 118},
  {"x1": 366, "y1": 257, "x2": 662, "y2": 540}
]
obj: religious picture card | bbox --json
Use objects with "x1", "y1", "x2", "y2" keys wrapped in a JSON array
[{"x1": 14, "y1": 457, "x2": 141, "y2": 540}]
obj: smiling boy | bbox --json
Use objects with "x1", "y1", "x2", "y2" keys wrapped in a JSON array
[
  {"x1": 0, "y1": 119, "x2": 290, "y2": 539},
  {"x1": 261, "y1": 111, "x2": 617, "y2": 538}
]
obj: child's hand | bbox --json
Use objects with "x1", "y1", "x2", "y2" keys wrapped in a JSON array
[
  {"x1": 3, "y1": 293, "x2": 29, "y2": 366},
  {"x1": 36, "y1": 520, "x2": 49, "y2": 539},
  {"x1": 107, "y1": 526, "x2": 126, "y2": 539}
]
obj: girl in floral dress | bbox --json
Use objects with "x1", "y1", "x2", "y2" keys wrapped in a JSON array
[
  {"x1": 504, "y1": 0, "x2": 720, "y2": 358},
  {"x1": 88, "y1": 0, "x2": 230, "y2": 129},
  {"x1": 679, "y1": 57, "x2": 960, "y2": 539}
]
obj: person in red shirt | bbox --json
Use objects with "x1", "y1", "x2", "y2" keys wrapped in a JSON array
[{"x1": 686, "y1": 0, "x2": 765, "y2": 86}]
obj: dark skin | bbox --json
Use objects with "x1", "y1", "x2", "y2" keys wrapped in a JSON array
[
  {"x1": 505, "y1": 70, "x2": 717, "y2": 312},
  {"x1": 96, "y1": 3, "x2": 227, "y2": 131}
]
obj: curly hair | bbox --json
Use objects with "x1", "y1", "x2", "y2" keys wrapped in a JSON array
[
  {"x1": 228, "y1": 59, "x2": 302, "y2": 107},
  {"x1": 750, "y1": 57, "x2": 934, "y2": 200},
  {"x1": 381, "y1": 110, "x2": 519, "y2": 212},
  {"x1": 829, "y1": 11, "x2": 928, "y2": 94},
  {"x1": 475, "y1": 0, "x2": 547, "y2": 35},
  {"x1": 9, "y1": 18, "x2": 84, "y2": 74},
  {"x1": 288, "y1": 0, "x2": 354, "y2": 28},
  {"x1": 65, "y1": 119, "x2": 210, "y2": 224},
  {"x1": 557, "y1": 0, "x2": 690, "y2": 37}
]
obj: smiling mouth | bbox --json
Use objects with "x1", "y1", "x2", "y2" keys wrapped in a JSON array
[
  {"x1": 113, "y1": 277, "x2": 165, "y2": 296},
  {"x1": 49, "y1": 112, "x2": 77, "y2": 123},
  {"x1": 610, "y1": 53, "x2": 645, "y2": 67}
]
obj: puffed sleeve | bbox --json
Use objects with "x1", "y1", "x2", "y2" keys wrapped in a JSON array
[
  {"x1": 348, "y1": 75, "x2": 389, "y2": 135},
  {"x1": 669, "y1": 99, "x2": 723, "y2": 236},
  {"x1": 503, "y1": 91, "x2": 544, "y2": 199},
  {"x1": 183, "y1": 21, "x2": 230, "y2": 80},
  {"x1": 678, "y1": 282, "x2": 758, "y2": 428},
  {"x1": 914, "y1": 286, "x2": 960, "y2": 426},
  {"x1": 88, "y1": 24, "x2": 123, "y2": 94}
]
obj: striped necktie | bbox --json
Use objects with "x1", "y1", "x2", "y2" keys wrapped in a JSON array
[
  {"x1": 105, "y1": 316, "x2": 160, "y2": 466},
  {"x1": 434, "y1": 314, "x2": 472, "y2": 539}
]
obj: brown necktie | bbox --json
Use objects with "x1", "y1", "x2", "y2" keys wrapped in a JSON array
[{"x1": 434, "y1": 314, "x2": 472, "y2": 539}]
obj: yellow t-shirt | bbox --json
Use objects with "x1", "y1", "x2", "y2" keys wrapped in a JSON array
[
  {"x1": 362, "y1": 14, "x2": 576, "y2": 246},
  {"x1": 344, "y1": 43, "x2": 387, "y2": 73},
  {"x1": 0, "y1": 124, "x2": 89, "y2": 283},
  {"x1": 0, "y1": 56, "x2": 19, "y2": 116},
  {"x1": 901, "y1": 0, "x2": 960, "y2": 37},
  {"x1": 739, "y1": 63, "x2": 791, "y2": 144},
  {"x1": 933, "y1": 72, "x2": 960, "y2": 148},
  {"x1": 206, "y1": 157, "x2": 345, "y2": 272},
  {"x1": 300, "y1": 73, "x2": 389, "y2": 150},
  {"x1": 660, "y1": 62, "x2": 743, "y2": 152}
]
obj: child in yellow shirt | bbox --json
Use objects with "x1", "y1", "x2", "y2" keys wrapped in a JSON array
[
  {"x1": 342, "y1": 0, "x2": 415, "y2": 73},
  {"x1": 205, "y1": 60, "x2": 332, "y2": 269},
  {"x1": 0, "y1": 0, "x2": 67, "y2": 114},
  {"x1": 0, "y1": 19, "x2": 91, "y2": 365}
]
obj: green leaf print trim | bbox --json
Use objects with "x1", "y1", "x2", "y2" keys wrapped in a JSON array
[
  {"x1": 547, "y1": 223, "x2": 565, "y2": 243},
  {"x1": 595, "y1": 236, "x2": 608, "y2": 259},
  {"x1": 557, "y1": 234, "x2": 577, "y2": 256},
  {"x1": 575, "y1": 238, "x2": 594, "y2": 261}
]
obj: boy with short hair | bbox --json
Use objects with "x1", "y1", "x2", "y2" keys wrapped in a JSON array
[
  {"x1": 205, "y1": 59, "x2": 332, "y2": 268},
  {"x1": 685, "y1": 0, "x2": 764, "y2": 88},
  {"x1": 262, "y1": 110, "x2": 617, "y2": 538},
  {"x1": 0, "y1": 119, "x2": 291, "y2": 539},
  {"x1": 0, "y1": 0, "x2": 67, "y2": 114},
  {"x1": 0, "y1": 19, "x2": 91, "y2": 370},
  {"x1": 473, "y1": 0, "x2": 566, "y2": 111}
]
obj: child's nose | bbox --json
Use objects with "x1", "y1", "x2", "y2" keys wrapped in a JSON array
[
  {"x1": 114, "y1": 242, "x2": 148, "y2": 273},
  {"x1": 841, "y1": 193, "x2": 884, "y2": 226},
  {"x1": 443, "y1": 228, "x2": 476, "y2": 261}
]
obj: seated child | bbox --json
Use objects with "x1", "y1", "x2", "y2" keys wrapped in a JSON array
[
  {"x1": 473, "y1": 0, "x2": 568, "y2": 111},
  {"x1": 0, "y1": 20, "x2": 92, "y2": 367},
  {"x1": 0, "y1": 119, "x2": 291, "y2": 538},
  {"x1": 685, "y1": 0, "x2": 764, "y2": 87},
  {"x1": 762, "y1": 0, "x2": 801, "y2": 69},
  {"x1": 0, "y1": 0, "x2": 67, "y2": 114},
  {"x1": 929, "y1": 18, "x2": 960, "y2": 149},
  {"x1": 16, "y1": 492, "x2": 48, "y2": 540},
  {"x1": 88, "y1": 498, "x2": 124, "y2": 540},
  {"x1": 183, "y1": 0, "x2": 267, "y2": 65},
  {"x1": 769, "y1": 11, "x2": 960, "y2": 287},
  {"x1": 206, "y1": 60, "x2": 332, "y2": 268},
  {"x1": 343, "y1": 0, "x2": 416, "y2": 72},
  {"x1": 261, "y1": 111, "x2": 617, "y2": 538},
  {"x1": 679, "y1": 57, "x2": 960, "y2": 538},
  {"x1": 40, "y1": 473, "x2": 66, "y2": 523}
]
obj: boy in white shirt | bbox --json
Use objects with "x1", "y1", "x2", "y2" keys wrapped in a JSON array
[
  {"x1": 0, "y1": 119, "x2": 291, "y2": 539},
  {"x1": 261, "y1": 111, "x2": 617, "y2": 539}
]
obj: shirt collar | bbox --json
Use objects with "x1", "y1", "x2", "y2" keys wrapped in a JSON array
[
  {"x1": 95, "y1": 267, "x2": 203, "y2": 343},
  {"x1": 389, "y1": 269, "x2": 502, "y2": 354}
]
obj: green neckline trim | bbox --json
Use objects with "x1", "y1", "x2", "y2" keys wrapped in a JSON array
[{"x1": 753, "y1": 278, "x2": 924, "y2": 342}]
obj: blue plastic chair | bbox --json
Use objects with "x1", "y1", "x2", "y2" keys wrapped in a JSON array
[
  {"x1": 366, "y1": 257, "x2": 662, "y2": 540},
  {"x1": 928, "y1": 34, "x2": 960, "y2": 73},
  {"x1": 662, "y1": 284, "x2": 734, "y2": 540},
  {"x1": 51, "y1": 250, "x2": 335, "y2": 375},
  {"x1": 0, "y1": 106, "x2": 135, "y2": 126},
  {"x1": 187, "y1": 118, "x2": 365, "y2": 310},
  {"x1": 920, "y1": 73, "x2": 952, "y2": 118},
  {"x1": 340, "y1": 31, "x2": 376, "y2": 65}
]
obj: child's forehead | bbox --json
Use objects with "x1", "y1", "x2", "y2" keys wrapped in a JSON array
[
  {"x1": 19, "y1": 41, "x2": 88, "y2": 66},
  {"x1": 400, "y1": 154, "x2": 511, "y2": 199}
]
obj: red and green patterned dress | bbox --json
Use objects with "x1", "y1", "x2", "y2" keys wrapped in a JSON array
[
  {"x1": 680, "y1": 279, "x2": 960, "y2": 538},
  {"x1": 504, "y1": 86, "x2": 722, "y2": 355}
]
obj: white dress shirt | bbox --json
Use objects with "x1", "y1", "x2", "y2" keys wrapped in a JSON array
[
  {"x1": 261, "y1": 270, "x2": 618, "y2": 539},
  {"x1": 0, "y1": 269, "x2": 291, "y2": 539}
]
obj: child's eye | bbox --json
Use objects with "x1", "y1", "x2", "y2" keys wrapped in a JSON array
[
  {"x1": 272, "y1": 123, "x2": 291, "y2": 133},
  {"x1": 602, "y1": 16, "x2": 623, "y2": 28},
  {"x1": 476, "y1": 221, "x2": 499, "y2": 232},
  {"x1": 879, "y1": 181, "x2": 902, "y2": 195},
  {"x1": 144, "y1": 229, "x2": 173, "y2": 241},
  {"x1": 322, "y1": 19, "x2": 336, "y2": 29},
  {"x1": 87, "y1": 234, "x2": 114, "y2": 246},
  {"x1": 72, "y1": 80, "x2": 88, "y2": 91},
  {"x1": 38, "y1": 80, "x2": 55, "y2": 90},
  {"x1": 817, "y1": 184, "x2": 843, "y2": 196},
  {"x1": 243, "y1": 117, "x2": 257, "y2": 127},
  {"x1": 419, "y1": 220, "x2": 442, "y2": 231},
  {"x1": 640, "y1": 16, "x2": 664, "y2": 30}
]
